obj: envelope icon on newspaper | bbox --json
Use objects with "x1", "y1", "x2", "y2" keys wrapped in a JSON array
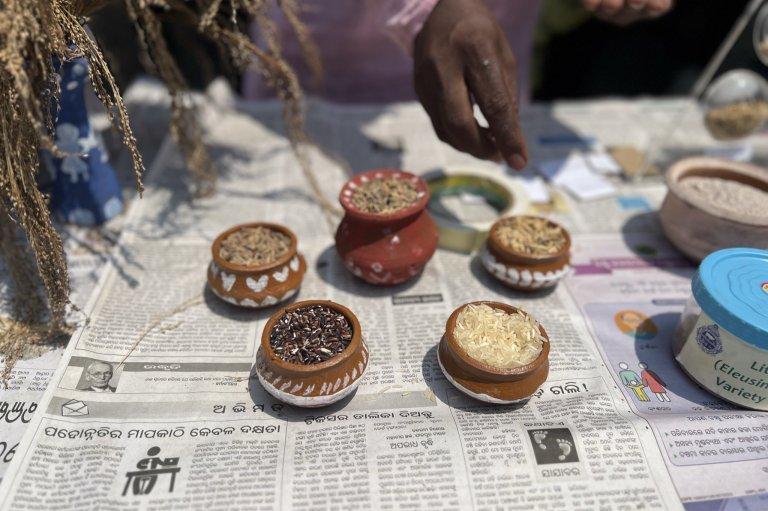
[{"x1": 62, "y1": 399, "x2": 89, "y2": 417}]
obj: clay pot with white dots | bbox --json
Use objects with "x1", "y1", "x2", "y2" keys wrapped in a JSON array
[
  {"x1": 480, "y1": 216, "x2": 571, "y2": 292},
  {"x1": 335, "y1": 169, "x2": 438, "y2": 285}
]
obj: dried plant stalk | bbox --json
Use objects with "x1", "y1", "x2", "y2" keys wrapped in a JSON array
[
  {"x1": 197, "y1": 3, "x2": 339, "y2": 223},
  {"x1": 0, "y1": 206, "x2": 47, "y2": 324},
  {"x1": 1, "y1": 0, "x2": 331, "y2": 375},
  {"x1": 126, "y1": 0, "x2": 217, "y2": 197},
  {"x1": 277, "y1": 0, "x2": 323, "y2": 88},
  {"x1": 1, "y1": 0, "x2": 144, "y2": 335},
  {"x1": 0, "y1": 206, "x2": 72, "y2": 382}
]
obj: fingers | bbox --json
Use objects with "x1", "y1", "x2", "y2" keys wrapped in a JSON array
[
  {"x1": 465, "y1": 45, "x2": 527, "y2": 169},
  {"x1": 582, "y1": 0, "x2": 672, "y2": 16},
  {"x1": 646, "y1": 0, "x2": 672, "y2": 14},
  {"x1": 598, "y1": 0, "x2": 624, "y2": 15},
  {"x1": 438, "y1": 83, "x2": 502, "y2": 161},
  {"x1": 583, "y1": 0, "x2": 628, "y2": 14},
  {"x1": 415, "y1": 62, "x2": 501, "y2": 161},
  {"x1": 412, "y1": 0, "x2": 528, "y2": 167}
]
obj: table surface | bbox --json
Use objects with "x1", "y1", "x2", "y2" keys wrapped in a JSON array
[{"x1": 2, "y1": 82, "x2": 768, "y2": 510}]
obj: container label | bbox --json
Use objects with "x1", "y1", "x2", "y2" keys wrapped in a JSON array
[
  {"x1": 695, "y1": 323, "x2": 723, "y2": 355},
  {"x1": 677, "y1": 312, "x2": 768, "y2": 410}
]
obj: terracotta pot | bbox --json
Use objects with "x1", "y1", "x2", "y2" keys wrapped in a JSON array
[
  {"x1": 207, "y1": 222, "x2": 306, "y2": 308},
  {"x1": 335, "y1": 169, "x2": 439, "y2": 285},
  {"x1": 659, "y1": 157, "x2": 768, "y2": 262},
  {"x1": 480, "y1": 216, "x2": 571, "y2": 291},
  {"x1": 437, "y1": 301, "x2": 550, "y2": 404},
  {"x1": 256, "y1": 300, "x2": 369, "y2": 407}
]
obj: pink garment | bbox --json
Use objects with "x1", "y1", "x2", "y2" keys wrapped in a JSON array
[
  {"x1": 242, "y1": 0, "x2": 541, "y2": 103},
  {"x1": 641, "y1": 370, "x2": 666, "y2": 394}
]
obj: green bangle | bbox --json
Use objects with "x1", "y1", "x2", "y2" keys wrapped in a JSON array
[{"x1": 423, "y1": 167, "x2": 530, "y2": 253}]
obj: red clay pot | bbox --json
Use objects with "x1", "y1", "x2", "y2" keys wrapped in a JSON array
[{"x1": 335, "y1": 169, "x2": 438, "y2": 285}]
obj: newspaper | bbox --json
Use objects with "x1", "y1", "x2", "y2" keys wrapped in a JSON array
[
  {"x1": 0, "y1": 246, "x2": 106, "y2": 482},
  {"x1": 1, "y1": 96, "x2": 767, "y2": 510}
]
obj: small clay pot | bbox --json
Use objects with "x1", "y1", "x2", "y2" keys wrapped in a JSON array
[
  {"x1": 335, "y1": 168, "x2": 439, "y2": 285},
  {"x1": 480, "y1": 216, "x2": 571, "y2": 291},
  {"x1": 659, "y1": 157, "x2": 768, "y2": 262},
  {"x1": 256, "y1": 300, "x2": 369, "y2": 407},
  {"x1": 437, "y1": 301, "x2": 550, "y2": 404},
  {"x1": 207, "y1": 222, "x2": 306, "y2": 308}
]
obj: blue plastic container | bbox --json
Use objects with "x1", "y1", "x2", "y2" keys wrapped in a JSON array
[{"x1": 675, "y1": 248, "x2": 768, "y2": 410}]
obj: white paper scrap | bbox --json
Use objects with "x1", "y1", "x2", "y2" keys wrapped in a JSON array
[
  {"x1": 538, "y1": 157, "x2": 569, "y2": 183},
  {"x1": 538, "y1": 153, "x2": 616, "y2": 201},
  {"x1": 538, "y1": 154, "x2": 588, "y2": 185},
  {"x1": 561, "y1": 173, "x2": 616, "y2": 201},
  {"x1": 585, "y1": 151, "x2": 622, "y2": 175},
  {"x1": 704, "y1": 143, "x2": 753, "y2": 162},
  {"x1": 516, "y1": 175, "x2": 551, "y2": 203}
]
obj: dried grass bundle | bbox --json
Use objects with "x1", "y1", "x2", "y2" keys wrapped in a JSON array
[{"x1": 0, "y1": 0, "x2": 324, "y2": 374}]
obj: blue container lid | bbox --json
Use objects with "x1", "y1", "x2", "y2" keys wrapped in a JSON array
[{"x1": 692, "y1": 248, "x2": 768, "y2": 350}]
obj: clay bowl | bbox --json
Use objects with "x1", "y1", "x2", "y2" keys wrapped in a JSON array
[
  {"x1": 437, "y1": 301, "x2": 549, "y2": 404},
  {"x1": 256, "y1": 300, "x2": 369, "y2": 407},
  {"x1": 335, "y1": 168, "x2": 438, "y2": 286},
  {"x1": 659, "y1": 157, "x2": 768, "y2": 262},
  {"x1": 207, "y1": 222, "x2": 306, "y2": 308},
  {"x1": 480, "y1": 216, "x2": 571, "y2": 291}
]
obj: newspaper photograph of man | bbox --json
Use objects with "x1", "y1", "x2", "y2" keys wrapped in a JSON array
[{"x1": 79, "y1": 360, "x2": 118, "y2": 393}]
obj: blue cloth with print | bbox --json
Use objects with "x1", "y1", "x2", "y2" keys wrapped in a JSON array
[{"x1": 47, "y1": 55, "x2": 123, "y2": 225}]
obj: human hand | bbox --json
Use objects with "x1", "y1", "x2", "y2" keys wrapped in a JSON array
[
  {"x1": 413, "y1": 0, "x2": 527, "y2": 170},
  {"x1": 580, "y1": 0, "x2": 673, "y2": 24}
]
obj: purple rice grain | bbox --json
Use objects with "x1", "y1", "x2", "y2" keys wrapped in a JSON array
[{"x1": 269, "y1": 305, "x2": 353, "y2": 365}]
